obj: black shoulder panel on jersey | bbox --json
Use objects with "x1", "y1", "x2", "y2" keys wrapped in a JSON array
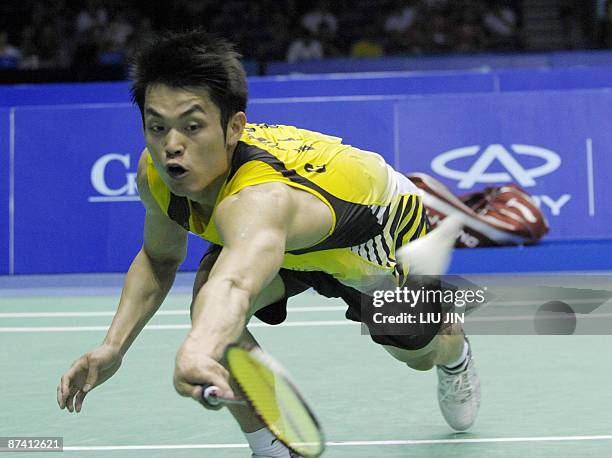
[{"x1": 229, "y1": 141, "x2": 383, "y2": 252}]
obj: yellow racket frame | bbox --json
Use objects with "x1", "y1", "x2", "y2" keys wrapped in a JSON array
[{"x1": 225, "y1": 344, "x2": 325, "y2": 458}]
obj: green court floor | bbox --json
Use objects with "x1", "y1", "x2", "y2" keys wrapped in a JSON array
[{"x1": 1, "y1": 277, "x2": 612, "y2": 457}]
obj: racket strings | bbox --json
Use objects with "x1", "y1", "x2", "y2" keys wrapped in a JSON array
[{"x1": 228, "y1": 347, "x2": 324, "y2": 457}]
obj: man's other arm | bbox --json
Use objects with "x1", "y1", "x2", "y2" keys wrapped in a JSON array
[{"x1": 103, "y1": 151, "x2": 189, "y2": 356}]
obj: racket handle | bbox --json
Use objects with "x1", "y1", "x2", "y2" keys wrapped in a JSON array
[{"x1": 201, "y1": 384, "x2": 223, "y2": 410}]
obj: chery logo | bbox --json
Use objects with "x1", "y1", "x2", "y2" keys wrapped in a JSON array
[
  {"x1": 431, "y1": 144, "x2": 569, "y2": 216},
  {"x1": 431, "y1": 144, "x2": 561, "y2": 189}
]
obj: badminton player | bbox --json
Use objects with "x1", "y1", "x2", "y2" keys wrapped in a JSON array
[{"x1": 57, "y1": 30, "x2": 480, "y2": 458}]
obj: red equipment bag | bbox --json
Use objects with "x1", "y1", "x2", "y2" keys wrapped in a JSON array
[{"x1": 407, "y1": 173, "x2": 549, "y2": 248}]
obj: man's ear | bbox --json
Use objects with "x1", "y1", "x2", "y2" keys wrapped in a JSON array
[{"x1": 226, "y1": 111, "x2": 246, "y2": 146}]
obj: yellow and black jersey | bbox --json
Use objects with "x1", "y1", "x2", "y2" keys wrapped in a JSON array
[{"x1": 146, "y1": 123, "x2": 427, "y2": 293}]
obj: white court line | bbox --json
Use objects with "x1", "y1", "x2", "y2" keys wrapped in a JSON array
[
  {"x1": 0, "y1": 320, "x2": 353, "y2": 333},
  {"x1": 3, "y1": 298, "x2": 609, "y2": 320},
  {"x1": 0, "y1": 306, "x2": 346, "y2": 319},
  {"x1": 250, "y1": 94, "x2": 406, "y2": 104},
  {"x1": 88, "y1": 196, "x2": 140, "y2": 203},
  {"x1": 60, "y1": 434, "x2": 612, "y2": 451},
  {"x1": 9, "y1": 306, "x2": 612, "y2": 322}
]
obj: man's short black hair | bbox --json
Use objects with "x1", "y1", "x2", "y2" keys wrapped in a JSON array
[{"x1": 130, "y1": 30, "x2": 248, "y2": 136}]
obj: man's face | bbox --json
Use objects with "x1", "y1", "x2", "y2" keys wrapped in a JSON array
[{"x1": 144, "y1": 84, "x2": 242, "y2": 199}]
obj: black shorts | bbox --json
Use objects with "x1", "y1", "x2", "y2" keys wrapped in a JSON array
[{"x1": 201, "y1": 245, "x2": 441, "y2": 351}]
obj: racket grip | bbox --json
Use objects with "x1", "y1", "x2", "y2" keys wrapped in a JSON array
[{"x1": 201, "y1": 384, "x2": 223, "y2": 410}]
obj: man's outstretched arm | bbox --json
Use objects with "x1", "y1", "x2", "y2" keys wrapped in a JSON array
[
  {"x1": 57, "y1": 152, "x2": 188, "y2": 413},
  {"x1": 173, "y1": 182, "x2": 295, "y2": 403}
]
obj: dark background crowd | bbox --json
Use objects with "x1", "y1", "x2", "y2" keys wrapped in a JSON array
[{"x1": 1, "y1": 0, "x2": 611, "y2": 82}]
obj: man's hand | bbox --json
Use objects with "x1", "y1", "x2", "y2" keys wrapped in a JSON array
[
  {"x1": 173, "y1": 336, "x2": 235, "y2": 409},
  {"x1": 57, "y1": 345, "x2": 122, "y2": 413}
]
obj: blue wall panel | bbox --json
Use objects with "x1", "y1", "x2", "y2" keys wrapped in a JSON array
[
  {"x1": 11, "y1": 104, "x2": 209, "y2": 274},
  {"x1": 497, "y1": 67, "x2": 612, "y2": 91},
  {"x1": 0, "y1": 82, "x2": 131, "y2": 107},
  {"x1": 549, "y1": 50, "x2": 612, "y2": 67},
  {"x1": 0, "y1": 108, "x2": 10, "y2": 274},
  {"x1": 395, "y1": 90, "x2": 612, "y2": 241},
  {"x1": 13, "y1": 105, "x2": 143, "y2": 274}
]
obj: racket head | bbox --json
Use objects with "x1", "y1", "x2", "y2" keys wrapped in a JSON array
[{"x1": 225, "y1": 344, "x2": 325, "y2": 458}]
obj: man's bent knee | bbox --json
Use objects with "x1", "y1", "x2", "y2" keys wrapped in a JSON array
[{"x1": 383, "y1": 335, "x2": 440, "y2": 371}]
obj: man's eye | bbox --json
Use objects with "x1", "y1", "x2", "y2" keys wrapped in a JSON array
[
  {"x1": 148, "y1": 125, "x2": 165, "y2": 133},
  {"x1": 187, "y1": 123, "x2": 201, "y2": 132}
]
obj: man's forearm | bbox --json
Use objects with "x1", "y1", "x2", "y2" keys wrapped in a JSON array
[
  {"x1": 104, "y1": 248, "x2": 179, "y2": 356},
  {"x1": 188, "y1": 279, "x2": 251, "y2": 359}
]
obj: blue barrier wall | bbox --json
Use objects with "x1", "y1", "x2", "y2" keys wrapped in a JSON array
[
  {"x1": 0, "y1": 108, "x2": 9, "y2": 274},
  {"x1": 496, "y1": 66, "x2": 612, "y2": 91},
  {"x1": 3, "y1": 66, "x2": 612, "y2": 275},
  {"x1": 0, "y1": 82, "x2": 132, "y2": 107}
]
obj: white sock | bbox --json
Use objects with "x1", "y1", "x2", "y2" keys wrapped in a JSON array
[
  {"x1": 443, "y1": 338, "x2": 469, "y2": 371},
  {"x1": 245, "y1": 428, "x2": 292, "y2": 458}
]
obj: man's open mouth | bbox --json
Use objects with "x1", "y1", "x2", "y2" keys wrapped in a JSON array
[{"x1": 167, "y1": 164, "x2": 188, "y2": 178}]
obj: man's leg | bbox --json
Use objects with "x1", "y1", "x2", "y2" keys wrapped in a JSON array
[
  {"x1": 381, "y1": 322, "x2": 480, "y2": 432},
  {"x1": 392, "y1": 209, "x2": 480, "y2": 430},
  {"x1": 190, "y1": 247, "x2": 296, "y2": 457},
  {"x1": 382, "y1": 323, "x2": 464, "y2": 371}
]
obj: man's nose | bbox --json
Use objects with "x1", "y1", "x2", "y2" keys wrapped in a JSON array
[{"x1": 165, "y1": 129, "x2": 185, "y2": 157}]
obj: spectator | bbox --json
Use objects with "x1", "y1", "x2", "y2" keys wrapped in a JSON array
[
  {"x1": 384, "y1": 0, "x2": 418, "y2": 35},
  {"x1": 0, "y1": 30, "x2": 21, "y2": 69},
  {"x1": 559, "y1": 0, "x2": 587, "y2": 49},
  {"x1": 318, "y1": 21, "x2": 342, "y2": 58},
  {"x1": 35, "y1": 23, "x2": 63, "y2": 68},
  {"x1": 125, "y1": 17, "x2": 154, "y2": 63},
  {"x1": 286, "y1": 26, "x2": 323, "y2": 63},
  {"x1": 75, "y1": 0, "x2": 108, "y2": 37},
  {"x1": 106, "y1": 11, "x2": 135, "y2": 52},
  {"x1": 18, "y1": 26, "x2": 39, "y2": 69},
  {"x1": 351, "y1": 22, "x2": 385, "y2": 58},
  {"x1": 384, "y1": 1, "x2": 423, "y2": 54},
  {"x1": 455, "y1": 22, "x2": 487, "y2": 52},
  {"x1": 301, "y1": 0, "x2": 338, "y2": 37},
  {"x1": 424, "y1": 13, "x2": 453, "y2": 52},
  {"x1": 253, "y1": 11, "x2": 293, "y2": 61},
  {"x1": 605, "y1": 0, "x2": 612, "y2": 47},
  {"x1": 483, "y1": 0, "x2": 519, "y2": 49}
]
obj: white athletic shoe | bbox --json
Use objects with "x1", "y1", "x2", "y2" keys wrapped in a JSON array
[{"x1": 437, "y1": 341, "x2": 481, "y2": 431}]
